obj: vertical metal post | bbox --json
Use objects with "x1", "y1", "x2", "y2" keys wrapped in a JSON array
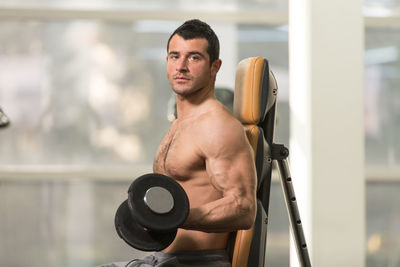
[{"x1": 272, "y1": 144, "x2": 311, "y2": 267}]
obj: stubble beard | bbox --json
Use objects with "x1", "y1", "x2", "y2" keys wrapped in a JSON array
[
  {"x1": 170, "y1": 77, "x2": 203, "y2": 97},
  {"x1": 172, "y1": 85, "x2": 201, "y2": 97},
  {"x1": 170, "y1": 74, "x2": 213, "y2": 98}
]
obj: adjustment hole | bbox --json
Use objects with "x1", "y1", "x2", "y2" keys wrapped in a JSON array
[
  {"x1": 297, "y1": 220, "x2": 301, "y2": 224},
  {"x1": 287, "y1": 177, "x2": 292, "y2": 182},
  {"x1": 291, "y1": 197, "x2": 296, "y2": 201},
  {"x1": 302, "y1": 244, "x2": 307, "y2": 249}
]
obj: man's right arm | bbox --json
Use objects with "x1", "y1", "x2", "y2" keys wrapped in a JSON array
[{"x1": 182, "y1": 114, "x2": 257, "y2": 233}]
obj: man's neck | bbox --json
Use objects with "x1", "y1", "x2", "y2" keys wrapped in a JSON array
[{"x1": 175, "y1": 86, "x2": 216, "y2": 120}]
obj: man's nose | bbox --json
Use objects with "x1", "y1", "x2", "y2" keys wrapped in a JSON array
[{"x1": 176, "y1": 58, "x2": 188, "y2": 71}]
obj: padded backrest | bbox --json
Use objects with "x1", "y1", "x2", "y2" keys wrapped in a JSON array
[
  {"x1": 234, "y1": 57, "x2": 276, "y2": 125},
  {"x1": 231, "y1": 57, "x2": 278, "y2": 267}
]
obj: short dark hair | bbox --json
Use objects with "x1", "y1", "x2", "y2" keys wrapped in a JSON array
[{"x1": 167, "y1": 19, "x2": 220, "y2": 65}]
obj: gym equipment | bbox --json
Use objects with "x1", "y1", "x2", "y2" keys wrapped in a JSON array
[
  {"x1": 231, "y1": 57, "x2": 311, "y2": 267},
  {"x1": 0, "y1": 107, "x2": 10, "y2": 128},
  {"x1": 115, "y1": 173, "x2": 190, "y2": 251}
]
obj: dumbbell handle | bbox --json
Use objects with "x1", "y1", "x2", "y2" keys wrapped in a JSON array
[{"x1": 115, "y1": 173, "x2": 189, "y2": 251}]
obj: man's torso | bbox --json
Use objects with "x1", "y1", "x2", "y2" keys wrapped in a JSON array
[{"x1": 153, "y1": 104, "x2": 232, "y2": 252}]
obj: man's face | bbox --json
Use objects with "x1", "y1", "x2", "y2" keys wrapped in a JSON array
[{"x1": 166, "y1": 34, "x2": 220, "y2": 96}]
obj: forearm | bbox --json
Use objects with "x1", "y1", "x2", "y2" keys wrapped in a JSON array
[{"x1": 182, "y1": 194, "x2": 256, "y2": 233}]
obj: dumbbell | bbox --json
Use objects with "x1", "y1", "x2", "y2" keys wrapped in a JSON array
[{"x1": 115, "y1": 173, "x2": 190, "y2": 251}]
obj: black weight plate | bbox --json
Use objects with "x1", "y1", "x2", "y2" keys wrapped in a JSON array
[
  {"x1": 115, "y1": 200, "x2": 176, "y2": 251},
  {"x1": 128, "y1": 173, "x2": 189, "y2": 232}
]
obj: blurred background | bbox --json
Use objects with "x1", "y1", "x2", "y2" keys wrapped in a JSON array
[{"x1": 0, "y1": 0, "x2": 399, "y2": 266}]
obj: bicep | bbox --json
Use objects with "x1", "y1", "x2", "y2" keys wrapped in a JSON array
[
  {"x1": 204, "y1": 134, "x2": 257, "y2": 200},
  {"x1": 192, "y1": 117, "x2": 258, "y2": 229}
]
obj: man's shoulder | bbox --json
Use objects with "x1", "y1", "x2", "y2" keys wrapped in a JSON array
[
  {"x1": 197, "y1": 105, "x2": 242, "y2": 132},
  {"x1": 194, "y1": 106, "x2": 247, "y2": 151}
]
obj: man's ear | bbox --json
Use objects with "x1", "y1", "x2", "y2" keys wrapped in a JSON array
[{"x1": 211, "y1": 59, "x2": 222, "y2": 76}]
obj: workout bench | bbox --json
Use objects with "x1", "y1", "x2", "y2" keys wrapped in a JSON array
[{"x1": 231, "y1": 57, "x2": 311, "y2": 267}]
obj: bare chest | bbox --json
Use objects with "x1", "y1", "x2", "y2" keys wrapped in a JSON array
[{"x1": 153, "y1": 122, "x2": 204, "y2": 180}]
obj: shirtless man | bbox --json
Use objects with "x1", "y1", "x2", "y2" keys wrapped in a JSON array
[
  {"x1": 101, "y1": 19, "x2": 257, "y2": 267},
  {"x1": 154, "y1": 19, "x2": 257, "y2": 265}
]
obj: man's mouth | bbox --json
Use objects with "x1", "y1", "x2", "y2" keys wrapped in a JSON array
[{"x1": 174, "y1": 76, "x2": 190, "y2": 82}]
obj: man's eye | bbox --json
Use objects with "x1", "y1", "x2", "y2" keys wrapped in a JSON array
[
  {"x1": 169, "y1": 55, "x2": 179, "y2": 60},
  {"x1": 189, "y1": 55, "x2": 200, "y2": 61}
]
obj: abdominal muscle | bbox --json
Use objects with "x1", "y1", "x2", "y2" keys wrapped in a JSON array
[
  {"x1": 163, "y1": 229, "x2": 229, "y2": 252},
  {"x1": 162, "y1": 176, "x2": 230, "y2": 253}
]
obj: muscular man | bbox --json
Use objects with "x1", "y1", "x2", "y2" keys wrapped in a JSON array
[{"x1": 101, "y1": 19, "x2": 257, "y2": 267}]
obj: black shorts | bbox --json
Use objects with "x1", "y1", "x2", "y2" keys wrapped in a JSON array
[{"x1": 98, "y1": 249, "x2": 231, "y2": 267}]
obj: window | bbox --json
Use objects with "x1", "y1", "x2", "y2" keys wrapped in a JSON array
[{"x1": 1, "y1": 1, "x2": 400, "y2": 266}]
